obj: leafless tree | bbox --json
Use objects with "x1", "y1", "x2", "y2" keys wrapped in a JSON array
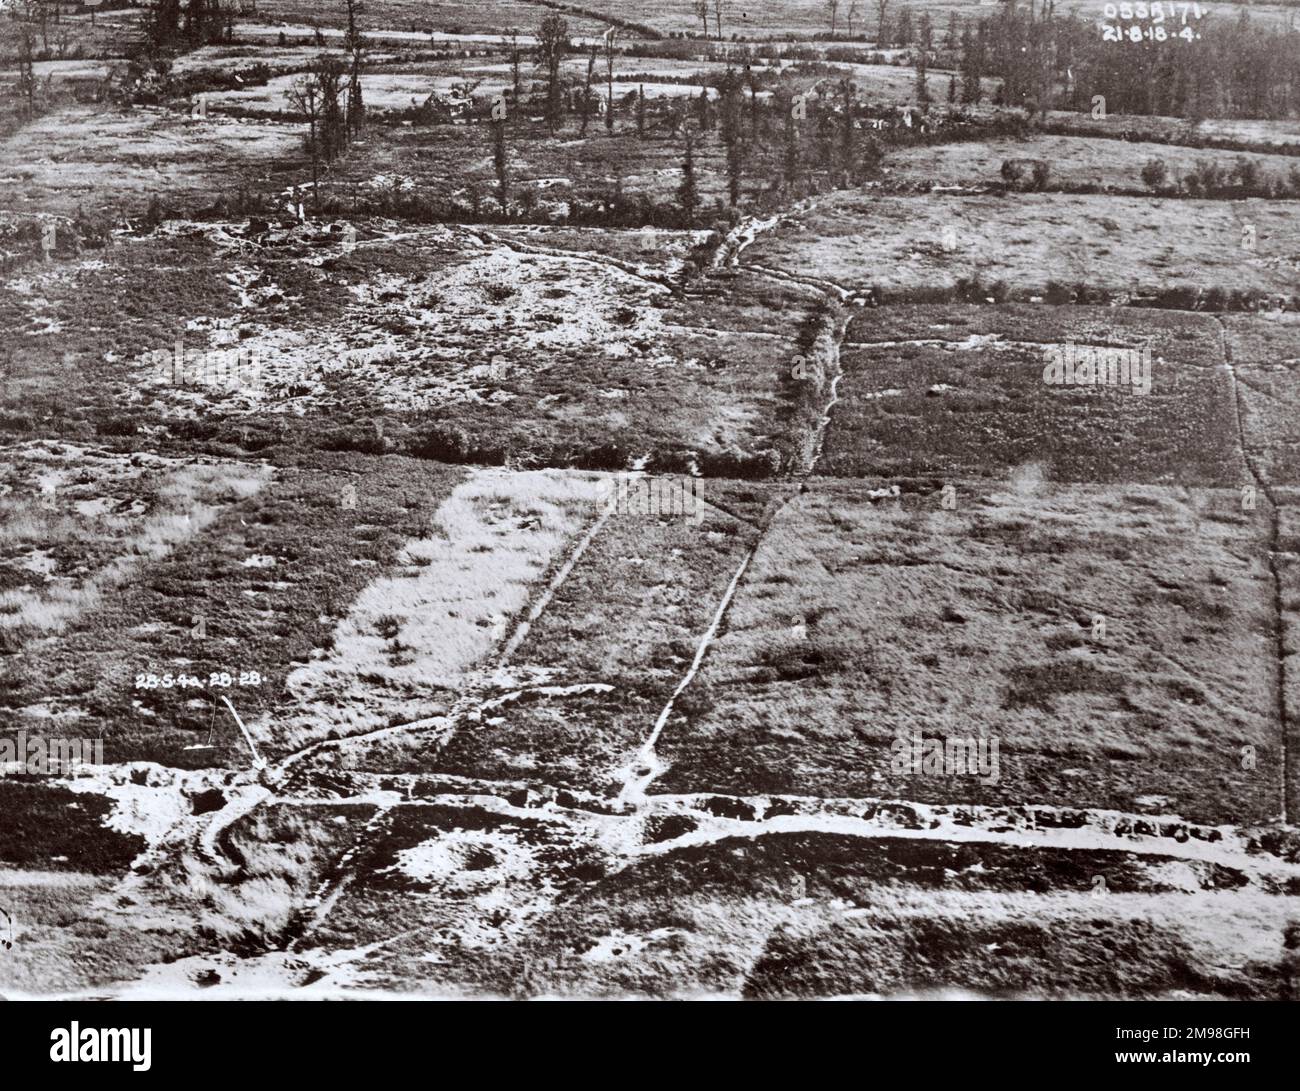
[
  {"x1": 343, "y1": 0, "x2": 365, "y2": 136},
  {"x1": 678, "y1": 124, "x2": 698, "y2": 220},
  {"x1": 313, "y1": 54, "x2": 347, "y2": 164},
  {"x1": 847, "y1": 0, "x2": 859, "y2": 37},
  {"x1": 493, "y1": 118, "x2": 509, "y2": 213},
  {"x1": 876, "y1": 0, "x2": 889, "y2": 47},
  {"x1": 665, "y1": 97, "x2": 686, "y2": 137},
  {"x1": 285, "y1": 57, "x2": 346, "y2": 213},
  {"x1": 827, "y1": 0, "x2": 839, "y2": 37},
  {"x1": 603, "y1": 28, "x2": 616, "y2": 131},
  {"x1": 712, "y1": 0, "x2": 726, "y2": 40},
  {"x1": 286, "y1": 71, "x2": 323, "y2": 212},
  {"x1": 692, "y1": 0, "x2": 709, "y2": 37},
  {"x1": 504, "y1": 29, "x2": 522, "y2": 104},
  {"x1": 10, "y1": 2, "x2": 39, "y2": 115},
  {"x1": 182, "y1": 0, "x2": 222, "y2": 47},
  {"x1": 580, "y1": 44, "x2": 597, "y2": 135},
  {"x1": 746, "y1": 65, "x2": 759, "y2": 143},
  {"x1": 142, "y1": 0, "x2": 182, "y2": 54},
  {"x1": 536, "y1": 13, "x2": 569, "y2": 132}
]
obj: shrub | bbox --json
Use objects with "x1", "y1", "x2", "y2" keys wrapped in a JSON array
[
  {"x1": 956, "y1": 274, "x2": 987, "y2": 302},
  {"x1": 95, "y1": 414, "x2": 141, "y2": 436},
  {"x1": 1229, "y1": 288, "x2": 1267, "y2": 311},
  {"x1": 1140, "y1": 157, "x2": 1168, "y2": 191},
  {"x1": 1231, "y1": 156, "x2": 1260, "y2": 191},
  {"x1": 1044, "y1": 280, "x2": 1073, "y2": 305},
  {"x1": 749, "y1": 448, "x2": 783, "y2": 477},
  {"x1": 571, "y1": 442, "x2": 627, "y2": 471},
  {"x1": 142, "y1": 195, "x2": 166, "y2": 231},
  {"x1": 1186, "y1": 160, "x2": 1225, "y2": 196},
  {"x1": 374, "y1": 614, "x2": 403, "y2": 640},
  {"x1": 320, "y1": 425, "x2": 387, "y2": 455},
  {"x1": 646, "y1": 448, "x2": 697, "y2": 474},
  {"x1": 409, "y1": 423, "x2": 471, "y2": 462},
  {"x1": 1154, "y1": 285, "x2": 1202, "y2": 310},
  {"x1": 998, "y1": 157, "x2": 1051, "y2": 191},
  {"x1": 698, "y1": 447, "x2": 782, "y2": 479}
]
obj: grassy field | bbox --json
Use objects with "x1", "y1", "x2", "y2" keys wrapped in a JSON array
[
  {"x1": 884, "y1": 134, "x2": 1300, "y2": 192},
  {"x1": 303, "y1": 818, "x2": 1294, "y2": 998},
  {"x1": 824, "y1": 304, "x2": 1242, "y2": 484},
  {"x1": 1040, "y1": 108, "x2": 1300, "y2": 151},
  {"x1": 0, "y1": 105, "x2": 299, "y2": 220},
  {"x1": 0, "y1": 867, "x2": 185, "y2": 995},
  {"x1": 0, "y1": 452, "x2": 463, "y2": 766},
  {"x1": 652, "y1": 481, "x2": 1279, "y2": 826},
  {"x1": 742, "y1": 190, "x2": 1300, "y2": 298},
  {"x1": 561, "y1": 831, "x2": 1290, "y2": 999},
  {"x1": 263, "y1": 466, "x2": 611, "y2": 755},
  {"x1": 0, "y1": 442, "x2": 271, "y2": 641},
  {"x1": 0, "y1": 219, "x2": 821, "y2": 470},
  {"x1": 245, "y1": 0, "x2": 614, "y2": 37},
  {"x1": 1223, "y1": 311, "x2": 1300, "y2": 484},
  {"x1": 418, "y1": 481, "x2": 774, "y2": 793}
]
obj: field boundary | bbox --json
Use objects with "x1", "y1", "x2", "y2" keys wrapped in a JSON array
[{"x1": 1217, "y1": 317, "x2": 1293, "y2": 825}]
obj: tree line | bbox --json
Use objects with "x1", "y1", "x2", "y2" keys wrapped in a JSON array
[{"x1": 955, "y1": 2, "x2": 1300, "y2": 121}]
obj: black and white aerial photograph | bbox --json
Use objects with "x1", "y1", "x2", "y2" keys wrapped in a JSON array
[{"x1": 0, "y1": 0, "x2": 1298, "y2": 1036}]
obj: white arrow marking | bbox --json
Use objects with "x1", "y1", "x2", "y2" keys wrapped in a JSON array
[{"x1": 220, "y1": 695, "x2": 266, "y2": 770}]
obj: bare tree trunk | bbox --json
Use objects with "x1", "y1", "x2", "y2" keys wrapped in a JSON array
[
  {"x1": 604, "y1": 33, "x2": 615, "y2": 132},
  {"x1": 309, "y1": 145, "x2": 319, "y2": 215},
  {"x1": 580, "y1": 46, "x2": 595, "y2": 135}
]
